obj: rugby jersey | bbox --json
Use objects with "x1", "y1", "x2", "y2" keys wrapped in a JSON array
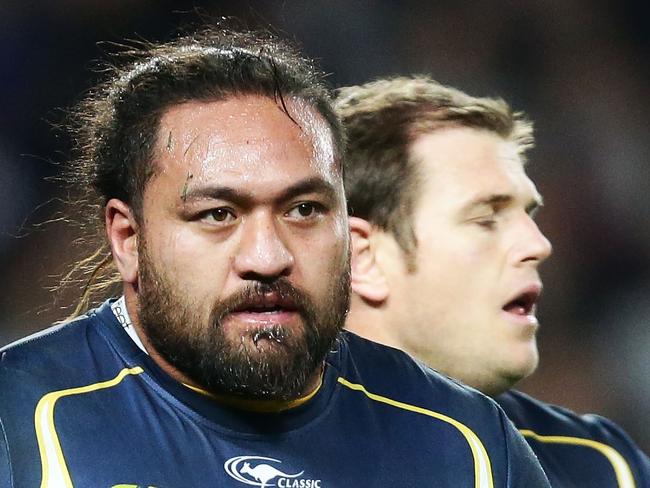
[
  {"x1": 0, "y1": 300, "x2": 549, "y2": 487},
  {"x1": 497, "y1": 389, "x2": 650, "y2": 487}
]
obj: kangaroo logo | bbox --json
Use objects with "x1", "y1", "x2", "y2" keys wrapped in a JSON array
[{"x1": 224, "y1": 456, "x2": 304, "y2": 487}]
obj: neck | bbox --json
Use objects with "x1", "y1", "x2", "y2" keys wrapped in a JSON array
[{"x1": 345, "y1": 294, "x2": 397, "y2": 346}]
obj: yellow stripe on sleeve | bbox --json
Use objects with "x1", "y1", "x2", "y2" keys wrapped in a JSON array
[
  {"x1": 337, "y1": 377, "x2": 494, "y2": 488},
  {"x1": 519, "y1": 429, "x2": 636, "y2": 488},
  {"x1": 34, "y1": 366, "x2": 144, "y2": 488}
]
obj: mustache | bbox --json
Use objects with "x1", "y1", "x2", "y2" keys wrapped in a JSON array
[{"x1": 211, "y1": 279, "x2": 314, "y2": 324}]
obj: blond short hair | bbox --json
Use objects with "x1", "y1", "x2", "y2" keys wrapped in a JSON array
[{"x1": 336, "y1": 76, "x2": 533, "y2": 265}]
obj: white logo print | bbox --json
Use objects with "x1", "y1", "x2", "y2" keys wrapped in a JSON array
[{"x1": 224, "y1": 456, "x2": 322, "y2": 488}]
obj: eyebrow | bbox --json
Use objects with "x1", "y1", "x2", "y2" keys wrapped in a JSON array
[
  {"x1": 180, "y1": 176, "x2": 338, "y2": 207},
  {"x1": 461, "y1": 193, "x2": 544, "y2": 215}
]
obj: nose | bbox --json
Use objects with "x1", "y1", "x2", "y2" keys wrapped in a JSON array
[
  {"x1": 233, "y1": 212, "x2": 294, "y2": 280},
  {"x1": 514, "y1": 216, "x2": 553, "y2": 266}
]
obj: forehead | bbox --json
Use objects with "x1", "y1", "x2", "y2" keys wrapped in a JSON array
[
  {"x1": 410, "y1": 127, "x2": 540, "y2": 208},
  {"x1": 151, "y1": 95, "x2": 338, "y2": 193}
]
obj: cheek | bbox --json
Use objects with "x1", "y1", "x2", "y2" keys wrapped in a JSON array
[
  {"x1": 145, "y1": 225, "x2": 231, "y2": 290},
  {"x1": 434, "y1": 230, "x2": 499, "y2": 267},
  {"x1": 309, "y1": 210, "x2": 348, "y2": 249},
  {"x1": 331, "y1": 216, "x2": 351, "y2": 265},
  {"x1": 299, "y1": 233, "x2": 346, "y2": 269},
  {"x1": 422, "y1": 243, "x2": 502, "y2": 315},
  {"x1": 451, "y1": 245, "x2": 491, "y2": 265},
  {"x1": 292, "y1": 223, "x2": 349, "y2": 284},
  {"x1": 415, "y1": 238, "x2": 493, "y2": 294},
  {"x1": 415, "y1": 256, "x2": 463, "y2": 299}
]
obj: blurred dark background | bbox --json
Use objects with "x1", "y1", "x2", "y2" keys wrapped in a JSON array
[{"x1": 1, "y1": 0, "x2": 648, "y2": 452}]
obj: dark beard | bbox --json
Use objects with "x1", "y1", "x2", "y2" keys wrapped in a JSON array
[{"x1": 137, "y1": 247, "x2": 350, "y2": 401}]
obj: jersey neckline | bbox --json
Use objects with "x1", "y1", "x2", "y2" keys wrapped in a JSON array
[{"x1": 92, "y1": 298, "x2": 348, "y2": 436}]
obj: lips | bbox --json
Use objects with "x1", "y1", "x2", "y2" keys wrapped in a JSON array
[
  {"x1": 502, "y1": 284, "x2": 542, "y2": 317},
  {"x1": 225, "y1": 291, "x2": 301, "y2": 329},
  {"x1": 230, "y1": 292, "x2": 298, "y2": 314}
]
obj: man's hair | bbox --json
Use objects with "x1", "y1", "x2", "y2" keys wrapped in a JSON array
[
  {"x1": 61, "y1": 25, "x2": 343, "y2": 316},
  {"x1": 335, "y1": 76, "x2": 533, "y2": 267}
]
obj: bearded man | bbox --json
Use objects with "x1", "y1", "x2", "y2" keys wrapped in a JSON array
[{"x1": 0, "y1": 29, "x2": 549, "y2": 487}]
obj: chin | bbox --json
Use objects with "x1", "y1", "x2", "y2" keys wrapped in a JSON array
[
  {"x1": 481, "y1": 367, "x2": 532, "y2": 397},
  {"x1": 506, "y1": 347, "x2": 539, "y2": 385},
  {"x1": 483, "y1": 344, "x2": 537, "y2": 393}
]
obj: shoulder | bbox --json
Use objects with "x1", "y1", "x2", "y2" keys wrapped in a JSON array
[
  {"x1": 496, "y1": 390, "x2": 650, "y2": 484},
  {"x1": 497, "y1": 389, "x2": 638, "y2": 441},
  {"x1": 336, "y1": 333, "x2": 551, "y2": 486},
  {"x1": 0, "y1": 302, "x2": 121, "y2": 393},
  {"x1": 338, "y1": 331, "x2": 501, "y2": 414},
  {"x1": 1, "y1": 313, "x2": 96, "y2": 373}
]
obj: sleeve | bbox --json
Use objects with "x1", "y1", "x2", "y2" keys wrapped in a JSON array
[
  {"x1": 0, "y1": 416, "x2": 13, "y2": 488},
  {"x1": 582, "y1": 414, "x2": 650, "y2": 487},
  {"x1": 497, "y1": 406, "x2": 551, "y2": 487}
]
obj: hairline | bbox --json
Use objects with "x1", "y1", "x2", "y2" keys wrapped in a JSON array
[
  {"x1": 403, "y1": 122, "x2": 530, "y2": 268},
  {"x1": 132, "y1": 92, "x2": 342, "y2": 222},
  {"x1": 337, "y1": 77, "x2": 534, "y2": 271}
]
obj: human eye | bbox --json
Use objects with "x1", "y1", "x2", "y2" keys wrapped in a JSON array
[
  {"x1": 527, "y1": 206, "x2": 540, "y2": 220},
  {"x1": 475, "y1": 218, "x2": 497, "y2": 230},
  {"x1": 197, "y1": 207, "x2": 237, "y2": 225},
  {"x1": 471, "y1": 212, "x2": 498, "y2": 230},
  {"x1": 285, "y1": 201, "x2": 327, "y2": 221}
]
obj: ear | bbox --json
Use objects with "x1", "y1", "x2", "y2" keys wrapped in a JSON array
[
  {"x1": 105, "y1": 198, "x2": 139, "y2": 284},
  {"x1": 349, "y1": 217, "x2": 389, "y2": 303}
]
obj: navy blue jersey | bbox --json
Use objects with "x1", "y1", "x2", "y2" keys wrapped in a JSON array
[
  {"x1": 497, "y1": 390, "x2": 650, "y2": 487},
  {"x1": 0, "y1": 300, "x2": 549, "y2": 487}
]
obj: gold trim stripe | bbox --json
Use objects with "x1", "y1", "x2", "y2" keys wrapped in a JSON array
[
  {"x1": 520, "y1": 429, "x2": 636, "y2": 488},
  {"x1": 34, "y1": 367, "x2": 144, "y2": 488},
  {"x1": 337, "y1": 377, "x2": 494, "y2": 488},
  {"x1": 183, "y1": 373, "x2": 323, "y2": 413}
]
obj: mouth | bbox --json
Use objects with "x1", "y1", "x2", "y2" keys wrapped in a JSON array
[
  {"x1": 226, "y1": 292, "x2": 300, "y2": 326},
  {"x1": 502, "y1": 284, "x2": 542, "y2": 324}
]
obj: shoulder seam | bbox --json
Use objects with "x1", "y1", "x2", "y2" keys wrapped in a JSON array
[
  {"x1": 35, "y1": 366, "x2": 144, "y2": 487},
  {"x1": 520, "y1": 429, "x2": 637, "y2": 488},
  {"x1": 496, "y1": 407, "x2": 512, "y2": 486},
  {"x1": 337, "y1": 376, "x2": 494, "y2": 488},
  {"x1": 0, "y1": 415, "x2": 14, "y2": 487}
]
